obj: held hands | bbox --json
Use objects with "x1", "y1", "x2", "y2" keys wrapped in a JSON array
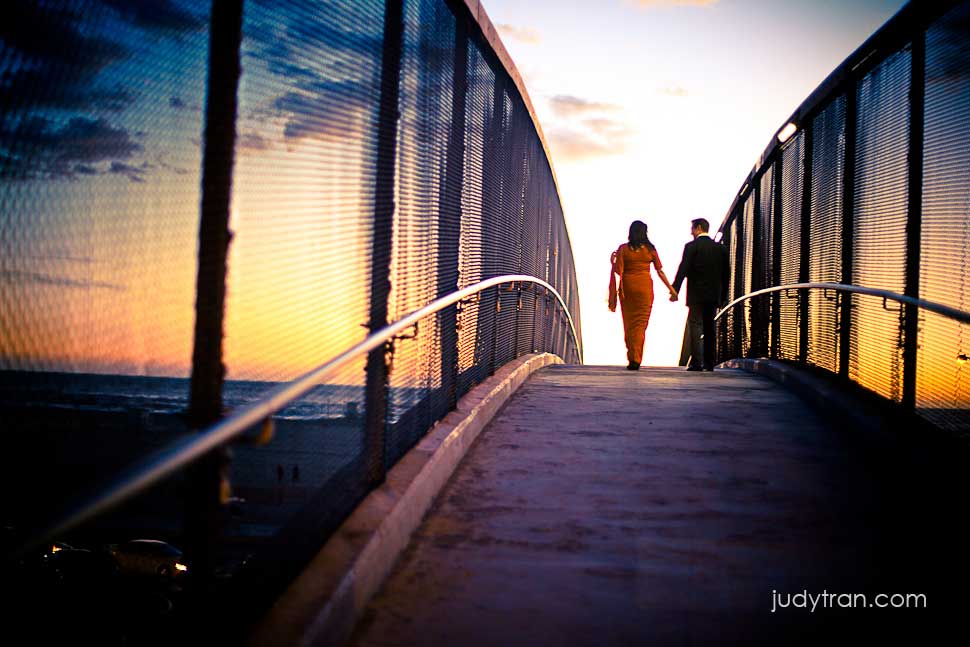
[{"x1": 669, "y1": 287, "x2": 679, "y2": 302}]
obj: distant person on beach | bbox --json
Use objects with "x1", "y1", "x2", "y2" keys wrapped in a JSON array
[
  {"x1": 608, "y1": 220, "x2": 677, "y2": 370},
  {"x1": 671, "y1": 218, "x2": 730, "y2": 371}
]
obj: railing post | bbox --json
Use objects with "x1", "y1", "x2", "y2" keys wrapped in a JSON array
[
  {"x1": 437, "y1": 17, "x2": 468, "y2": 411},
  {"x1": 840, "y1": 79, "x2": 858, "y2": 378},
  {"x1": 751, "y1": 180, "x2": 762, "y2": 356},
  {"x1": 799, "y1": 124, "x2": 814, "y2": 364},
  {"x1": 185, "y1": 0, "x2": 244, "y2": 586},
  {"x1": 732, "y1": 206, "x2": 745, "y2": 358},
  {"x1": 771, "y1": 153, "x2": 784, "y2": 359},
  {"x1": 903, "y1": 31, "x2": 926, "y2": 409},
  {"x1": 364, "y1": 0, "x2": 404, "y2": 486}
]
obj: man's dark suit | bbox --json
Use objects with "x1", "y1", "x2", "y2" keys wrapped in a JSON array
[{"x1": 672, "y1": 234, "x2": 730, "y2": 370}]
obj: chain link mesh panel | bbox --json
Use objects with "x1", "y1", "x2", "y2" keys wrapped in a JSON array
[
  {"x1": 740, "y1": 194, "x2": 755, "y2": 356},
  {"x1": 0, "y1": 0, "x2": 211, "y2": 525},
  {"x1": 778, "y1": 132, "x2": 805, "y2": 361},
  {"x1": 850, "y1": 48, "x2": 911, "y2": 402},
  {"x1": 752, "y1": 167, "x2": 774, "y2": 356},
  {"x1": 917, "y1": 2, "x2": 970, "y2": 434},
  {"x1": 806, "y1": 96, "x2": 845, "y2": 373}
]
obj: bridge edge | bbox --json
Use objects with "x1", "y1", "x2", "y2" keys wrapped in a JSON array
[{"x1": 246, "y1": 352, "x2": 563, "y2": 647}]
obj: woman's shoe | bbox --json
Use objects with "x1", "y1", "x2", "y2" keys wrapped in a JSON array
[{"x1": 627, "y1": 361, "x2": 640, "y2": 370}]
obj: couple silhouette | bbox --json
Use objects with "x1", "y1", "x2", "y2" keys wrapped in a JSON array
[{"x1": 608, "y1": 218, "x2": 730, "y2": 371}]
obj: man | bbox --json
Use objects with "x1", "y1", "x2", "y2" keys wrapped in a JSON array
[{"x1": 670, "y1": 218, "x2": 730, "y2": 371}]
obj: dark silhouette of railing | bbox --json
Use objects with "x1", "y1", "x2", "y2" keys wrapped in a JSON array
[
  {"x1": 1, "y1": 0, "x2": 581, "y2": 641},
  {"x1": 715, "y1": 0, "x2": 970, "y2": 435}
]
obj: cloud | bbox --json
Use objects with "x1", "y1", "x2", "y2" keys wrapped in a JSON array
[
  {"x1": 543, "y1": 94, "x2": 633, "y2": 162},
  {"x1": 547, "y1": 128, "x2": 623, "y2": 161},
  {"x1": 99, "y1": 0, "x2": 206, "y2": 34},
  {"x1": 237, "y1": 132, "x2": 271, "y2": 151},
  {"x1": 109, "y1": 161, "x2": 151, "y2": 183},
  {"x1": 583, "y1": 118, "x2": 634, "y2": 138},
  {"x1": 496, "y1": 23, "x2": 542, "y2": 45},
  {"x1": 0, "y1": 270, "x2": 126, "y2": 292},
  {"x1": 0, "y1": 68, "x2": 135, "y2": 113},
  {"x1": 632, "y1": 0, "x2": 719, "y2": 7},
  {"x1": 239, "y1": 14, "x2": 383, "y2": 146},
  {"x1": 0, "y1": 116, "x2": 143, "y2": 180},
  {"x1": 657, "y1": 84, "x2": 689, "y2": 97},
  {"x1": 0, "y1": 4, "x2": 128, "y2": 71},
  {"x1": 546, "y1": 118, "x2": 634, "y2": 162},
  {"x1": 272, "y1": 82, "x2": 374, "y2": 142},
  {"x1": 0, "y1": 6, "x2": 134, "y2": 115},
  {"x1": 548, "y1": 95, "x2": 621, "y2": 119}
]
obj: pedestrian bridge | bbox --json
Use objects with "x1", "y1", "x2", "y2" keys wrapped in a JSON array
[
  {"x1": 2, "y1": 0, "x2": 969, "y2": 645},
  {"x1": 253, "y1": 362, "x2": 968, "y2": 646}
]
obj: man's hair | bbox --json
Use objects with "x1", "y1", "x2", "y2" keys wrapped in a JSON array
[{"x1": 691, "y1": 218, "x2": 710, "y2": 233}]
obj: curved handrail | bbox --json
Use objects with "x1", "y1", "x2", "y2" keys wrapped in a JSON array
[
  {"x1": 715, "y1": 282, "x2": 970, "y2": 325},
  {"x1": 22, "y1": 275, "x2": 581, "y2": 553}
]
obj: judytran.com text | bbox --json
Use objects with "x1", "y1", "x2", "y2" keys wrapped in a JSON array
[{"x1": 770, "y1": 590, "x2": 927, "y2": 613}]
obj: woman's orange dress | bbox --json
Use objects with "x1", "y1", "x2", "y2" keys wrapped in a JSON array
[{"x1": 613, "y1": 243, "x2": 661, "y2": 365}]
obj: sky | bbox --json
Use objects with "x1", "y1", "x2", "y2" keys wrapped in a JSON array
[
  {"x1": 482, "y1": 0, "x2": 908, "y2": 366},
  {"x1": 0, "y1": 0, "x2": 912, "y2": 381}
]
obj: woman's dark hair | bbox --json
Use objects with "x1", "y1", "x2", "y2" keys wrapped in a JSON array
[{"x1": 628, "y1": 220, "x2": 655, "y2": 252}]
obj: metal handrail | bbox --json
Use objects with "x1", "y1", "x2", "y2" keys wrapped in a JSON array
[
  {"x1": 715, "y1": 282, "x2": 970, "y2": 325},
  {"x1": 23, "y1": 274, "x2": 581, "y2": 553}
]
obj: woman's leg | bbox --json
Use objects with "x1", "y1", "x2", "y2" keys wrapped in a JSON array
[
  {"x1": 629, "y1": 298, "x2": 653, "y2": 365},
  {"x1": 620, "y1": 299, "x2": 635, "y2": 363}
]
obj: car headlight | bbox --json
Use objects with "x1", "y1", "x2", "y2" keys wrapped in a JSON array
[{"x1": 175, "y1": 562, "x2": 188, "y2": 573}]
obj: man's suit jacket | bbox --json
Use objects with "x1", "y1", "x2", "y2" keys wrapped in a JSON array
[{"x1": 672, "y1": 235, "x2": 730, "y2": 307}]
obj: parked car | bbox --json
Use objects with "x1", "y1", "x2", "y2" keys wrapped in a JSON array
[{"x1": 106, "y1": 539, "x2": 187, "y2": 579}]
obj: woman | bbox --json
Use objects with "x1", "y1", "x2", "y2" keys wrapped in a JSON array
[{"x1": 608, "y1": 220, "x2": 677, "y2": 370}]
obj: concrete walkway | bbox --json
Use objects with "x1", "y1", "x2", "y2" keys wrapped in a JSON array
[{"x1": 348, "y1": 365, "x2": 962, "y2": 646}]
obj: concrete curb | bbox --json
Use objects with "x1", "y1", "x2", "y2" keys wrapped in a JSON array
[{"x1": 248, "y1": 353, "x2": 563, "y2": 647}]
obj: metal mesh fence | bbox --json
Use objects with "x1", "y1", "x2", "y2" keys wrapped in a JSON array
[
  {"x1": 717, "y1": 0, "x2": 970, "y2": 439},
  {"x1": 850, "y1": 48, "x2": 911, "y2": 402},
  {"x1": 918, "y1": 2, "x2": 970, "y2": 431},
  {"x1": 753, "y1": 165, "x2": 774, "y2": 357},
  {"x1": 0, "y1": 0, "x2": 212, "y2": 524},
  {"x1": 778, "y1": 132, "x2": 805, "y2": 361},
  {"x1": 806, "y1": 96, "x2": 845, "y2": 374},
  {"x1": 740, "y1": 194, "x2": 755, "y2": 356},
  {"x1": 1, "y1": 0, "x2": 581, "y2": 642}
]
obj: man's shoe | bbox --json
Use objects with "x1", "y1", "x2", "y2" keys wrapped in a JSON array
[
  {"x1": 686, "y1": 365, "x2": 703, "y2": 372},
  {"x1": 704, "y1": 367, "x2": 715, "y2": 372}
]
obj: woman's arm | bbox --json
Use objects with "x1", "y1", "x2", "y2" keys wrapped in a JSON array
[
  {"x1": 652, "y1": 251, "x2": 678, "y2": 300},
  {"x1": 657, "y1": 268, "x2": 677, "y2": 298}
]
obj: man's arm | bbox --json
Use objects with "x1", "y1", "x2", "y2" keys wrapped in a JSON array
[{"x1": 672, "y1": 242, "x2": 693, "y2": 294}]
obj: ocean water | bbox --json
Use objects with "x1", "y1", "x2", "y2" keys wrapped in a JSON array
[
  {"x1": 0, "y1": 370, "x2": 365, "y2": 422},
  {"x1": 0, "y1": 370, "x2": 432, "y2": 424}
]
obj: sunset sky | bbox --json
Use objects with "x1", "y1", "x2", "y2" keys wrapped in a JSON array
[
  {"x1": 484, "y1": 0, "x2": 907, "y2": 366},
  {"x1": 0, "y1": 0, "x2": 915, "y2": 380}
]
